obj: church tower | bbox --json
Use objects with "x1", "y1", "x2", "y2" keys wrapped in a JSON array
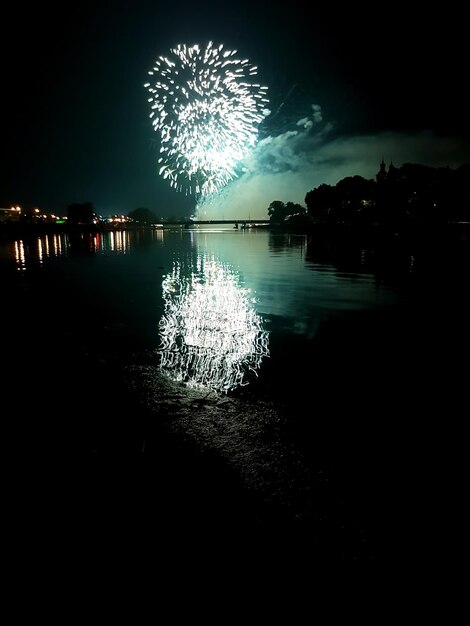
[{"x1": 376, "y1": 158, "x2": 387, "y2": 184}]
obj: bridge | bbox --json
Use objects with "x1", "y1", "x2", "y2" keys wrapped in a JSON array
[{"x1": 161, "y1": 219, "x2": 270, "y2": 225}]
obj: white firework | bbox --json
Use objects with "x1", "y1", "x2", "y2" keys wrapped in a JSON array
[{"x1": 144, "y1": 41, "x2": 269, "y2": 197}]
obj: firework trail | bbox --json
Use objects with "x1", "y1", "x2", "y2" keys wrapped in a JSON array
[{"x1": 144, "y1": 42, "x2": 269, "y2": 198}]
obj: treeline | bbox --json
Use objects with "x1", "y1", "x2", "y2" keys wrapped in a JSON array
[
  {"x1": 267, "y1": 162, "x2": 470, "y2": 231},
  {"x1": 65, "y1": 204, "x2": 161, "y2": 224}
]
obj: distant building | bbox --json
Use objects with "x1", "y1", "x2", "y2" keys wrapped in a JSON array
[
  {"x1": 376, "y1": 158, "x2": 387, "y2": 185},
  {"x1": 0, "y1": 207, "x2": 21, "y2": 222},
  {"x1": 376, "y1": 159, "x2": 399, "y2": 185}
]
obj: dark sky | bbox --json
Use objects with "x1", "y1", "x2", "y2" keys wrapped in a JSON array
[{"x1": 1, "y1": 1, "x2": 468, "y2": 217}]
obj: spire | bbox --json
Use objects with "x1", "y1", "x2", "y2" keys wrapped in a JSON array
[{"x1": 376, "y1": 157, "x2": 387, "y2": 184}]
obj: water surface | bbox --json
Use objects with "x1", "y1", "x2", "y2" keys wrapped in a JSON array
[{"x1": 2, "y1": 225, "x2": 467, "y2": 561}]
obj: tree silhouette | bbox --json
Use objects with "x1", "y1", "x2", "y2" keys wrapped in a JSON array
[
  {"x1": 335, "y1": 176, "x2": 375, "y2": 225},
  {"x1": 67, "y1": 202, "x2": 95, "y2": 225},
  {"x1": 127, "y1": 207, "x2": 158, "y2": 224},
  {"x1": 278, "y1": 161, "x2": 470, "y2": 232},
  {"x1": 267, "y1": 200, "x2": 305, "y2": 224},
  {"x1": 305, "y1": 184, "x2": 338, "y2": 223}
]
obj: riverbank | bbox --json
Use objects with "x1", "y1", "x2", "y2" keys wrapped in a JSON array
[
  {"x1": 2, "y1": 218, "x2": 469, "y2": 241},
  {"x1": 0, "y1": 220, "x2": 269, "y2": 240}
]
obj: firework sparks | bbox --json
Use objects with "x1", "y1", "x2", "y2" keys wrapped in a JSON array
[{"x1": 145, "y1": 42, "x2": 269, "y2": 197}]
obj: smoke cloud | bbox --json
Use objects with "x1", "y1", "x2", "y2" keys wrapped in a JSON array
[{"x1": 195, "y1": 104, "x2": 470, "y2": 220}]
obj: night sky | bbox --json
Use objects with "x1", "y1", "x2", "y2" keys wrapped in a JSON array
[{"x1": 1, "y1": 1, "x2": 469, "y2": 218}]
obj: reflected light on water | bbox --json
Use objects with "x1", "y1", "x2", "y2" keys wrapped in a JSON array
[
  {"x1": 158, "y1": 254, "x2": 269, "y2": 393},
  {"x1": 12, "y1": 234, "x2": 67, "y2": 270},
  {"x1": 2, "y1": 230, "x2": 144, "y2": 270},
  {"x1": 38, "y1": 238, "x2": 43, "y2": 265},
  {"x1": 14, "y1": 240, "x2": 25, "y2": 271},
  {"x1": 107, "y1": 230, "x2": 130, "y2": 253},
  {"x1": 58, "y1": 234, "x2": 62, "y2": 255}
]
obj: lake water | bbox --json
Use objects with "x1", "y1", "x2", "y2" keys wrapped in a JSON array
[{"x1": 2, "y1": 225, "x2": 468, "y2": 563}]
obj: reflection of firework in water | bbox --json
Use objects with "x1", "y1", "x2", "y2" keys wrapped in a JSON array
[
  {"x1": 158, "y1": 254, "x2": 269, "y2": 393},
  {"x1": 144, "y1": 41, "x2": 269, "y2": 197}
]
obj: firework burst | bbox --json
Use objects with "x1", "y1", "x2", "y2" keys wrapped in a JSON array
[{"x1": 144, "y1": 41, "x2": 269, "y2": 197}]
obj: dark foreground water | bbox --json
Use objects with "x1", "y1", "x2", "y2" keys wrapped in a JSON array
[{"x1": 1, "y1": 225, "x2": 468, "y2": 566}]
